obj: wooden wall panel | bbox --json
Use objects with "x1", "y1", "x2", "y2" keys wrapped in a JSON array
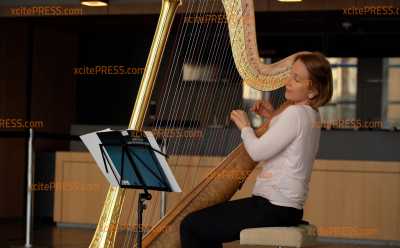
[
  {"x1": 31, "y1": 26, "x2": 78, "y2": 152},
  {"x1": 0, "y1": 20, "x2": 79, "y2": 218},
  {"x1": 54, "y1": 152, "x2": 400, "y2": 241},
  {"x1": 0, "y1": 22, "x2": 29, "y2": 218}
]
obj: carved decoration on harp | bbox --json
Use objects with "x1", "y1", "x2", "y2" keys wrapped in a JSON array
[{"x1": 222, "y1": 0, "x2": 309, "y2": 91}]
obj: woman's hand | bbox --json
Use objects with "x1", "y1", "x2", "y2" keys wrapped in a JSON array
[
  {"x1": 230, "y1": 110, "x2": 251, "y2": 130},
  {"x1": 250, "y1": 100, "x2": 274, "y2": 119}
]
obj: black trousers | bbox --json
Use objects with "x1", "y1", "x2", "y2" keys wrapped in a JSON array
[{"x1": 180, "y1": 195, "x2": 303, "y2": 248}]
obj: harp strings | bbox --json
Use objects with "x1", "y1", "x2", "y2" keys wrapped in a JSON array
[
  {"x1": 167, "y1": 0, "x2": 224, "y2": 157},
  {"x1": 155, "y1": 0, "x2": 219, "y2": 206},
  {"x1": 155, "y1": 0, "x2": 242, "y2": 160},
  {"x1": 163, "y1": 0, "x2": 238, "y2": 213},
  {"x1": 169, "y1": 1, "x2": 246, "y2": 201},
  {"x1": 172, "y1": 0, "x2": 242, "y2": 157},
  {"x1": 119, "y1": 0, "x2": 225, "y2": 246},
  {"x1": 177, "y1": 0, "x2": 245, "y2": 197},
  {"x1": 155, "y1": 0, "x2": 205, "y2": 156},
  {"x1": 118, "y1": 0, "x2": 287, "y2": 245},
  {"x1": 119, "y1": 0, "x2": 201, "y2": 246}
]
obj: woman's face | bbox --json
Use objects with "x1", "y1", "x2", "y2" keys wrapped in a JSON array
[{"x1": 284, "y1": 60, "x2": 315, "y2": 104}]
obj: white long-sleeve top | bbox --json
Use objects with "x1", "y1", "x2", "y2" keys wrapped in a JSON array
[{"x1": 240, "y1": 104, "x2": 321, "y2": 210}]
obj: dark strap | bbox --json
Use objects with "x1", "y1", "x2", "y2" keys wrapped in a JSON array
[{"x1": 298, "y1": 219, "x2": 310, "y2": 225}]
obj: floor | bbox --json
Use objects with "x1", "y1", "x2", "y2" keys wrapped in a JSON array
[{"x1": 1, "y1": 219, "x2": 399, "y2": 248}]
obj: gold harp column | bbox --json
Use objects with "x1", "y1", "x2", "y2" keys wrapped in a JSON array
[{"x1": 89, "y1": 0, "x2": 182, "y2": 247}]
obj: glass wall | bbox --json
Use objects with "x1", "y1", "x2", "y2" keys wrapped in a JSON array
[
  {"x1": 243, "y1": 57, "x2": 359, "y2": 128},
  {"x1": 243, "y1": 57, "x2": 400, "y2": 130},
  {"x1": 243, "y1": 82, "x2": 264, "y2": 127},
  {"x1": 384, "y1": 58, "x2": 400, "y2": 129},
  {"x1": 319, "y1": 58, "x2": 358, "y2": 124}
]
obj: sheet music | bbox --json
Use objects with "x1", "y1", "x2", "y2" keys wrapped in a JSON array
[
  {"x1": 144, "y1": 131, "x2": 182, "y2": 192},
  {"x1": 80, "y1": 129, "x2": 181, "y2": 192},
  {"x1": 80, "y1": 128, "x2": 119, "y2": 186}
]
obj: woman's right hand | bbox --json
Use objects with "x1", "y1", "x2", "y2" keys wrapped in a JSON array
[{"x1": 250, "y1": 100, "x2": 274, "y2": 119}]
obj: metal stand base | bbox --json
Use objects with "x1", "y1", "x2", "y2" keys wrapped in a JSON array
[{"x1": 136, "y1": 191, "x2": 152, "y2": 248}]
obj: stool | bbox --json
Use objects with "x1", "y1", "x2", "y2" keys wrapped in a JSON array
[{"x1": 240, "y1": 224, "x2": 318, "y2": 248}]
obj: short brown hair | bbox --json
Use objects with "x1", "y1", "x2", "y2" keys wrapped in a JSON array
[{"x1": 295, "y1": 52, "x2": 333, "y2": 108}]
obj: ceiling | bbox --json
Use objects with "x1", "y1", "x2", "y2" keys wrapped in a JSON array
[{"x1": 0, "y1": 0, "x2": 399, "y2": 16}]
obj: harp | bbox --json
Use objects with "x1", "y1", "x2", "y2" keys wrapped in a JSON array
[{"x1": 89, "y1": 0, "x2": 308, "y2": 247}]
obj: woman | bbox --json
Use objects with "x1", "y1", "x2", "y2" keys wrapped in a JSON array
[{"x1": 180, "y1": 51, "x2": 333, "y2": 248}]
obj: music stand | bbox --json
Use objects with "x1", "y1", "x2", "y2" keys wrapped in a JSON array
[{"x1": 93, "y1": 129, "x2": 178, "y2": 248}]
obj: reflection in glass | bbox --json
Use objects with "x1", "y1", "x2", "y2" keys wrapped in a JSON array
[
  {"x1": 320, "y1": 58, "x2": 358, "y2": 126},
  {"x1": 385, "y1": 58, "x2": 400, "y2": 128}
]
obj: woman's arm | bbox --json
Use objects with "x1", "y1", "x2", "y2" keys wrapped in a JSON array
[{"x1": 241, "y1": 106, "x2": 300, "y2": 162}]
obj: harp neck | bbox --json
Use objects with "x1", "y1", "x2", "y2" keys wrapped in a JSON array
[{"x1": 222, "y1": 0, "x2": 310, "y2": 91}]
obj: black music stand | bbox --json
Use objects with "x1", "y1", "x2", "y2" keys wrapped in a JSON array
[{"x1": 97, "y1": 130, "x2": 173, "y2": 248}]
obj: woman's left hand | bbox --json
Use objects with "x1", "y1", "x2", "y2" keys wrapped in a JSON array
[{"x1": 230, "y1": 110, "x2": 251, "y2": 130}]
